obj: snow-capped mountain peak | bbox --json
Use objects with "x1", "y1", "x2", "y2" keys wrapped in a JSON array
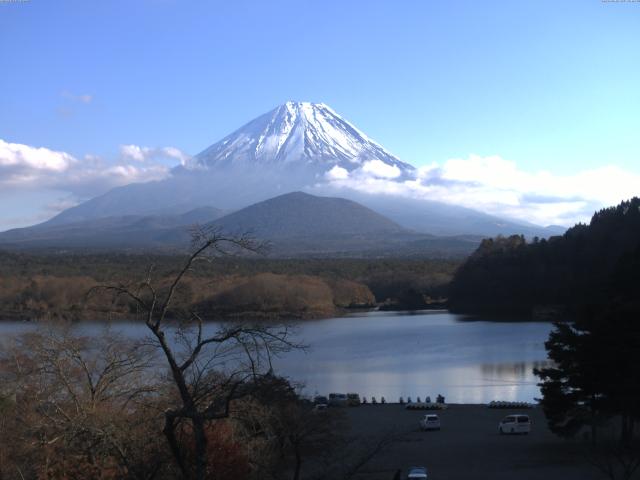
[{"x1": 195, "y1": 101, "x2": 415, "y2": 174}]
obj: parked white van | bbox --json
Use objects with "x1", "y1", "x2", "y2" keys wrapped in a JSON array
[{"x1": 498, "y1": 414, "x2": 531, "y2": 434}]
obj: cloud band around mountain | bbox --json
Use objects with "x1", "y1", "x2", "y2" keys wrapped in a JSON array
[
  {"x1": 323, "y1": 155, "x2": 640, "y2": 226},
  {"x1": 1, "y1": 137, "x2": 638, "y2": 229}
]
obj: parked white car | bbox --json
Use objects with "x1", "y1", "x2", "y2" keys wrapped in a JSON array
[
  {"x1": 406, "y1": 466, "x2": 428, "y2": 479},
  {"x1": 498, "y1": 414, "x2": 531, "y2": 434},
  {"x1": 419, "y1": 414, "x2": 441, "y2": 431}
]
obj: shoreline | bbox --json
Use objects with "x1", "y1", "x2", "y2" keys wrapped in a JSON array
[{"x1": 0, "y1": 306, "x2": 560, "y2": 324}]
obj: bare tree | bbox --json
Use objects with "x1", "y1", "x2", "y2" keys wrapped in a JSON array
[
  {"x1": 232, "y1": 385, "x2": 406, "y2": 480},
  {"x1": 233, "y1": 387, "x2": 347, "y2": 480},
  {"x1": 91, "y1": 226, "x2": 300, "y2": 480},
  {"x1": 316, "y1": 430, "x2": 407, "y2": 480},
  {"x1": 0, "y1": 327, "x2": 163, "y2": 480},
  {"x1": 588, "y1": 437, "x2": 640, "y2": 480}
]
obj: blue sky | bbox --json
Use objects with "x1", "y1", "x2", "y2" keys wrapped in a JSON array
[{"x1": 1, "y1": 0, "x2": 639, "y2": 229}]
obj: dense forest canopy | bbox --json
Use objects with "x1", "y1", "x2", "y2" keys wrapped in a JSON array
[{"x1": 449, "y1": 197, "x2": 640, "y2": 317}]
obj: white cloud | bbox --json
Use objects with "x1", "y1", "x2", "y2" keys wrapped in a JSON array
[
  {"x1": 0, "y1": 139, "x2": 193, "y2": 229},
  {"x1": 120, "y1": 144, "x2": 149, "y2": 162},
  {"x1": 120, "y1": 144, "x2": 191, "y2": 166},
  {"x1": 0, "y1": 139, "x2": 74, "y2": 173},
  {"x1": 326, "y1": 165, "x2": 349, "y2": 180},
  {"x1": 161, "y1": 146, "x2": 191, "y2": 165},
  {"x1": 0, "y1": 139, "x2": 185, "y2": 198},
  {"x1": 61, "y1": 91, "x2": 93, "y2": 104},
  {"x1": 361, "y1": 159, "x2": 401, "y2": 178},
  {"x1": 322, "y1": 154, "x2": 640, "y2": 226}
]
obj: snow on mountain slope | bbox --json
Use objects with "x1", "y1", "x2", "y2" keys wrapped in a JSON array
[{"x1": 195, "y1": 101, "x2": 414, "y2": 175}]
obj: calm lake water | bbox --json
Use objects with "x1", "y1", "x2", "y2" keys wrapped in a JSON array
[{"x1": 0, "y1": 310, "x2": 553, "y2": 403}]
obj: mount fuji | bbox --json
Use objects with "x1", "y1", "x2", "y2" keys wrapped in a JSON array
[
  {"x1": 196, "y1": 101, "x2": 414, "y2": 176},
  {"x1": 45, "y1": 101, "x2": 420, "y2": 226},
  {"x1": 0, "y1": 101, "x2": 564, "y2": 252}
]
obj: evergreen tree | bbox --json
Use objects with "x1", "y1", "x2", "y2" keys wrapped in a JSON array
[
  {"x1": 450, "y1": 197, "x2": 640, "y2": 318},
  {"x1": 536, "y1": 306, "x2": 640, "y2": 445}
]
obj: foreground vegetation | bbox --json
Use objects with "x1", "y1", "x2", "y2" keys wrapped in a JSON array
[{"x1": 0, "y1": 328, "x2": 396, "y2": 480}]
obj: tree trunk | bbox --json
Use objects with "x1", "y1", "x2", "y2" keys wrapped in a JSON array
[
  {"x1": 621, "y1": 414, "x2": 631, "y2": 447},
  {"x1": 590, "y1": 399, "x2": 597, "y2": 444},
  {"x1": 193, "y1": 416, "x2": 208, "y2": 480},
  {"x1": 293, "y1": 445, "x2": 302, "y2": 480},
  {"x1": 163, "y1": 413, "x2": 189, "y2": 479}
]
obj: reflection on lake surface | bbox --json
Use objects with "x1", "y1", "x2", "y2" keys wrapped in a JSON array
[
  {"x1": 272, "y1": 311, "x2": 553, "y2": 403},
  {"x1": 0, "y1": 310, "x2": 553, "y2": 403}
]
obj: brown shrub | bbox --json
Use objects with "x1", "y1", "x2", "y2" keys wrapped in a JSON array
[
  {"x1": 205, "y1": 273, "x2": 336, "y2": 318},
  {"x1": 327, "y1": 278, "x2": 376, "y2": 308},
  {"x1": 0, "y1": 271, "x2": 376, "y2": 321},
  {"x1": 0, "y1": 275, "x2": 98, "y2": 319}
]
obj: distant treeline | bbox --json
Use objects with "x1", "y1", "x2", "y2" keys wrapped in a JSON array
[
  {"x1": 449, "y1": 197, "x2": 640, "y2": 318},
  {"x1": 0, "y1": 254, "x2": 458, "y2": 320}
]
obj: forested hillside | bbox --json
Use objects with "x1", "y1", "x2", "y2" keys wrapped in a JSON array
[
  {"x1": 449, "y1": 198, "x2": 640, "y2": 317},
  {"x1": 0, "y1": 254, "x2": 457, "y2": 320}
]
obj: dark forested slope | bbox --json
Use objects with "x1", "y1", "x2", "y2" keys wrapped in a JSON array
[{"x1": 448, "y1": 198, "x2": 640, "y2": 317}]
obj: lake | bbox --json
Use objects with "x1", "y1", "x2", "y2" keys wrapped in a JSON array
[{"x1": 0, "y1": 310, "x2": 553, "y2": 403}]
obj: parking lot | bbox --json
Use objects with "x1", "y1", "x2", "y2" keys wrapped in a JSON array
[{"x1": 346, "y1": 404, "x2": 601, "y2": 480}]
